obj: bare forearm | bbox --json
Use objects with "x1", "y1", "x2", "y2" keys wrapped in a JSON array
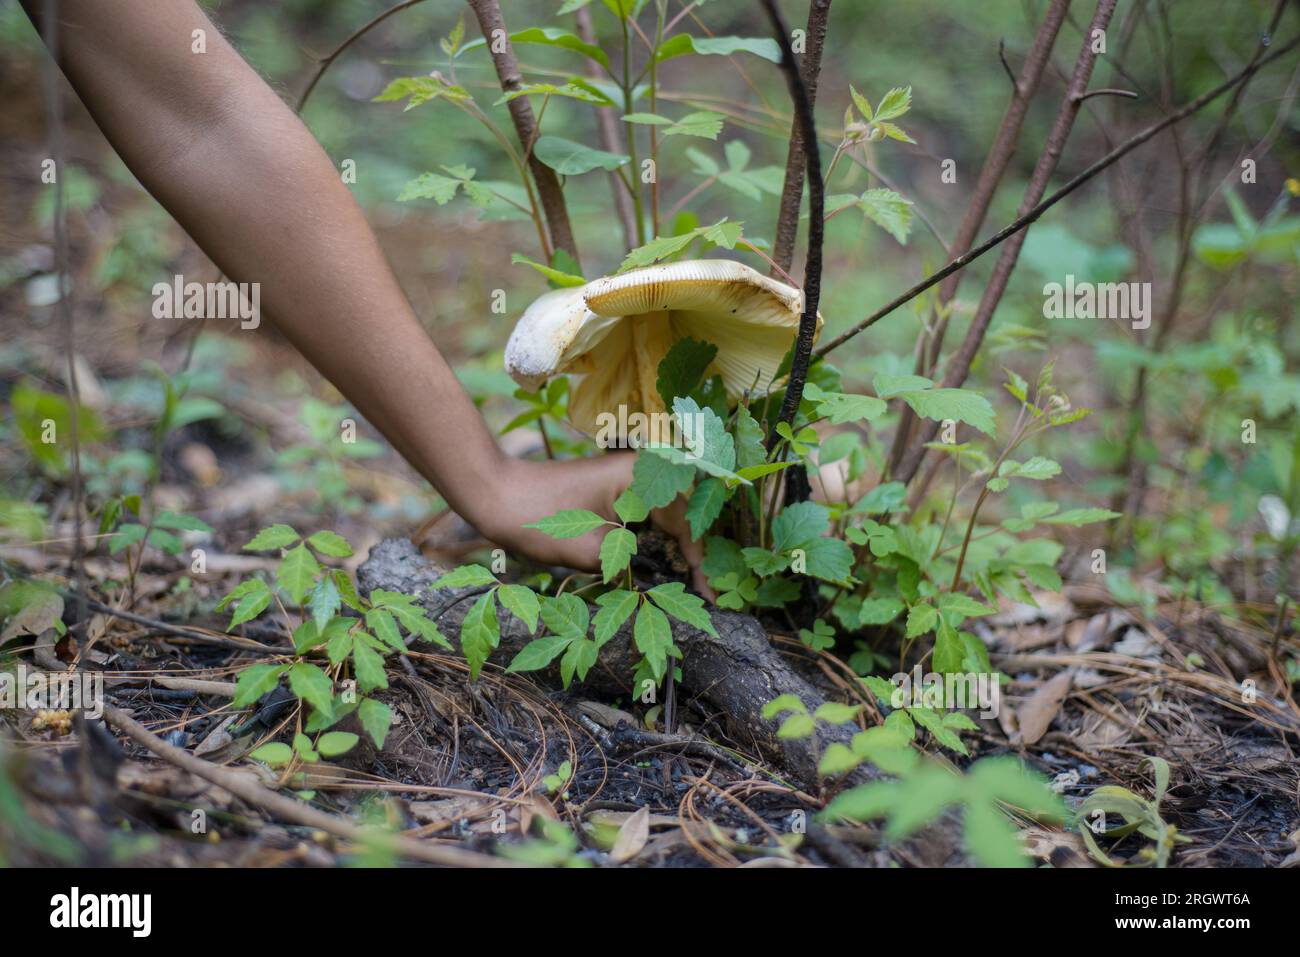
[{"x1": 25, "y1": 0, "x2": 505, "y2": 522}]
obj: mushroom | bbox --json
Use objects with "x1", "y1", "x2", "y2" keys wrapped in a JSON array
[{"x1": 504, "y1": 259, "x2": 821, "y2": 437}]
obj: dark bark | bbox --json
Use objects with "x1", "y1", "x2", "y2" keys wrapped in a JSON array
[{"x1": 466, "y1": 0, "x2": 580, "y2": 265}]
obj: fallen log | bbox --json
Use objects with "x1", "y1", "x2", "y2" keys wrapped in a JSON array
[{"x1": 358, "y1": 540, "x2": 972, "y2": 865}]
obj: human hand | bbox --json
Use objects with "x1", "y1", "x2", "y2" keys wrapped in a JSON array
[{"x1": 472, "y1": 453, "x2": 713, "y2": 599}]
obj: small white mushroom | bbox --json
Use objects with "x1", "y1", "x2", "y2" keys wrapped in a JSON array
[{"x1": 503, "y1": 259, "x2": 821, "y2": 437}]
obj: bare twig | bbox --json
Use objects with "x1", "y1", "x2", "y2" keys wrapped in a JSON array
[
  {"x1": 575, "y1": 6, "x2": 638, "y2": 249},
  {"x1": 891, "y1": 0, "x2": 1119, "y2": 486},
  {"x1": 103, "y1": 704, "x2": 513, "y2": 867},
  {"x1": 466, "y1": 0, "x2": 581, "y2": 265},
  {"x1": 770, "y1": 0, "x2": 833, "y2": 277},
  {"x1": 295, "y1": 0, "x2": 428, "y2": 113}
]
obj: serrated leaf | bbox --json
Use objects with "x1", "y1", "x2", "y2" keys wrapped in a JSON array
[
  {"x1": 685, "y1": 478, "x2": 727, "y2": 540},
  {"x1": 534, "y1": 135, "x2": 629, "y2": 175},
  {"x1": 231, "y1": 663, "x2": 287, "y2": 708},
  {"x1": 277, "y1": 544, "x2": 320, "y2": 605},
  {"x1": 309, "y1": 573, "x2": 340, "y2": 632},
  {"x1": 307, "y1": 530, "x2": 353, "y2": 557},
  {"x1": 647, "y1": 581, "x2": 718, "y2": 637},
  {"x1": 656, "y1": 337, "x2": 718, "y2": 409},
  {"x1": 873, "y1": 86, "x2": 912, "y2": 121},
  {"x1": 802, "y1": 382, "x2": 887, "y2": 425},
  {"x1": 358, "y1": 698, "x2": 392, "y2": 750},
  {"x1": 225, "y1": 579, "x2": 272, "y2": 630},
  {"x1": 633, "y1": 602, "x2": 673, "y2": 681},
  {"x1": 593, "y1": 589, "x2": 638, "y2": 647},
  {"x1": 497, "y1": 584, "x2": 540, "y2": 633},
  {"x1": 289, "y1": 663, "x2": 334, "y2": 715},
  {"x1": 507, "y1": 633, "x2": 574, "y2": 673},
  {"x1": 461, "y1": 591, "x2": 500, "y2": 681},
  {"x1": 857, "y1": 188, "x2": 915, "y2": 245},
  {"x1": 244, "y1": 524, "x2": 299, "y2": 551},
  {"x1": 905, "y1": 603, "x2": 938, "y2": 638},
  {"x1": 523, "y1": 509, "x2": 608, "y2": 539},
  {"x1": 317, "y1": 731, "x2": 358, "y2": 758},
  {"x1": 630, "y1": 449, "x2": 695, "y2": 508},
  {"x1": 432, "y1": 564, "x2": 498, "y2": 589},
  {"x1": 599, "y1": 527, "x2": 638, "y2": 583},
  {"x1": 897, "y1": 387, "x2": 996, "y2": 436}
]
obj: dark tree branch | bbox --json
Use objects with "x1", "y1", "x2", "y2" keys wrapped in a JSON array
[
  {"x1": 770, "y1": 0, "x2": 832, "y2": 278},
  {"x1": 762, "y1": 0, "x2": 825, "y2": 443},
  {"x1": 466, "y1": 0, "x2": 581, "y2": 265},
  {"x1": 890, "y1": 0, "x2": 1119, "y2": 486},
  {"x1": 814, "y1": 22, "x2": 1300, "y2": 376},
  {"x1": 884, "y1": 0, "x2": 1070, "y2": 480},
  {"x1": 295, "y1": 0, "x2": 428, "y2": 113},
  {"x1": 575, "y1": 6, "x2": 638, "y2": 250}
]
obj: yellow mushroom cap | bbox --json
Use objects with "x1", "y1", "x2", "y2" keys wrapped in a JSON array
[{"x1": 503, "y1": 259, "x2": 821, "y2": 437}]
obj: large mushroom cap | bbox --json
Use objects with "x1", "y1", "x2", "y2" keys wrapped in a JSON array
[{"x1": 503, "y1": 259, "x2": 821, "y2": 437}]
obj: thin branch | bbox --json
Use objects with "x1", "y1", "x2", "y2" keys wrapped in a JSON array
[
  {"x1": 575, "y1": 6, "x2": 638, "y2": 249},
  {"x1": 761, "y1": 0, "x2": 825, "y2": 441},
  {"x1": 38, "y1": 0, "x2": 86, "y2": 639},
  {"x1": 891, "y1": 0, "x2": 1119, "y2": 486},
  {"x1": 466, "y1": 0, "x2": 581, "y2": 265},
  {"x1": 883, "y1": 0, "x2": 1070, "y2": 479},
  {"x1": 815, "y1": 24, "x2": 1300, "y2": 364},
  {"x1": 295, "y1": 0, "x2": 427, "y2": 113},
  {"x1": 770, "y1": 0, "x2": 832, "y2": 278}
]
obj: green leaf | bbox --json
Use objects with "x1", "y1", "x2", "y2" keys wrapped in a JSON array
[
  {"x1": 358, "y1": 698, "x2": 392, "y2": 750},
  {"x1": 244, "y1": 524, "x2": 299, "y2": 551},
  {"x1": 778, "y1": 713, "x2": 816, "y2": 738},
  {"x1": 497, "y1": 584, "x2": 541, "y2": 633},
  {"x1": 633, "y1": 602, "x2": 673, "y2": 681},
  {"x1": 802, "y1": 538, "x2": 856, "y2": 584},
  {"x1": 479, "y1": 26, "x2": 610, "y2": 70},
  {"x1": 849, "y1": 84, "x2": 873, "y2": 121},
  {"x1": 772, "y1": 501, "x2": 831, "y2": 553},
  {"x1": 534, "y1": 136, "x2": 629, "y2": 175},
  {"x1": 224, "y1": 578, "x2": 272, "y2": 630},
  {"x1": 850, "y1": 482, "x2": 907, "y2": 515},
  {"x1": 897, "y1": 387, "x2": 997, "y2": 437},
  {"x1": 398, "y1": 172, "x2": 462, "y2": 204},
  {"x1": 559, "y1": 637, "x2": 599, "y2": 687},
  {"x1": 857, "y1": 188, "x2": 915, "y2": 245},
  {"x1": 1044, "y1": 508, "x2": 1123, "y2": 526},
  {"x1": 656, "y1": 337, "x2": 718, "y2": 409},
  {"x1": 963, "y1": 799, "x2": 1029, "y2": 867},
  {"x1": 541, "y1": 593, "x2": 590, "y2": 639},
  {"x1": 618, "y1": 219, "x2": 742, "y2": 273},
  {"x1": 307, "y1": 530, "x2": 353, "y2": 557},
  {"x1": 656, "y1": 34, "x2": 781, "y2": 63},
  {"x1": 858, "y1": 597, "x2": 904, "y2": 626},
  {"x1": 250, "y1": 742, "x2": 293, "y2": 768},
  {"x1": 685, "y1": 478, "x2": 727, "y2": 540},
  {"x1": 873, "y1": 373, "x2": 933, "y2": 398},
  {"x1": 153, "y1": 511, "x2": 214, "y2": 533},
  {"x1": 873, "y1": 86, "x2": 912, "y2": 121},
  {"x1": 499, "y1": 80, "x2": 616, "y2": 107},
  {"x1": 276, "y1": 544, "x2": 320, "y2": 605},
  {"x1": 599, "y1": 527, "x2": 638, "y2": 583},
  {"x1": 814, "y1": 702, "x2": 862, "y2": 724},
  {"x1": 289, "y1": 663, "x2": 334, "y2": 715},
  {"x1": 593, "y1": 590, "x2": 639, "y2": 647},
  {"x1": 231, "y1": 663, "x2": 287, "y2": 708},
  {"x1": 317, "y1": 731, "x2": 359, "y2": 758},
  {"x1": 523, "y1": 509, "x2": 608, "y2": 539},
  {"x1": 507, "y1": 634, "x2": 574, "y2": 674},
  {"x1": 802, "y1": 382, "x2": 886, "y2": 425},
  {"x1": 905, "y1": 603, "x2": 938, "y2": 638},
  {"x1": 630, "y1": 449, "x2": 695, "y2": 509},
  {"x1": 366, "y1": 608, "x2": 405, "y2": 653},
  {"x1": 461, "y1": 591, "x2": 501, "y2": 681},
  {"x1": 647, "y1": 582, "x2": 718, "y2": 637},
  {"x1": 938, "y1": 593, "x2": 997, "y2": 619},
  {"x1": 432, "y1": 564, "x2": 498, "y2": 589},
  {"x1": 733, "y1": 406, "x2": 766, "y2": 470},
  {"x1": 1004, "y1": 456, "x2": 1061, "y2": 480},
  {"x1": 309, "y1": 573, "x2": 341, "y2": 632},
  {"x1": 511, "y1": 252, "x2": 587, "y2": 288}
]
